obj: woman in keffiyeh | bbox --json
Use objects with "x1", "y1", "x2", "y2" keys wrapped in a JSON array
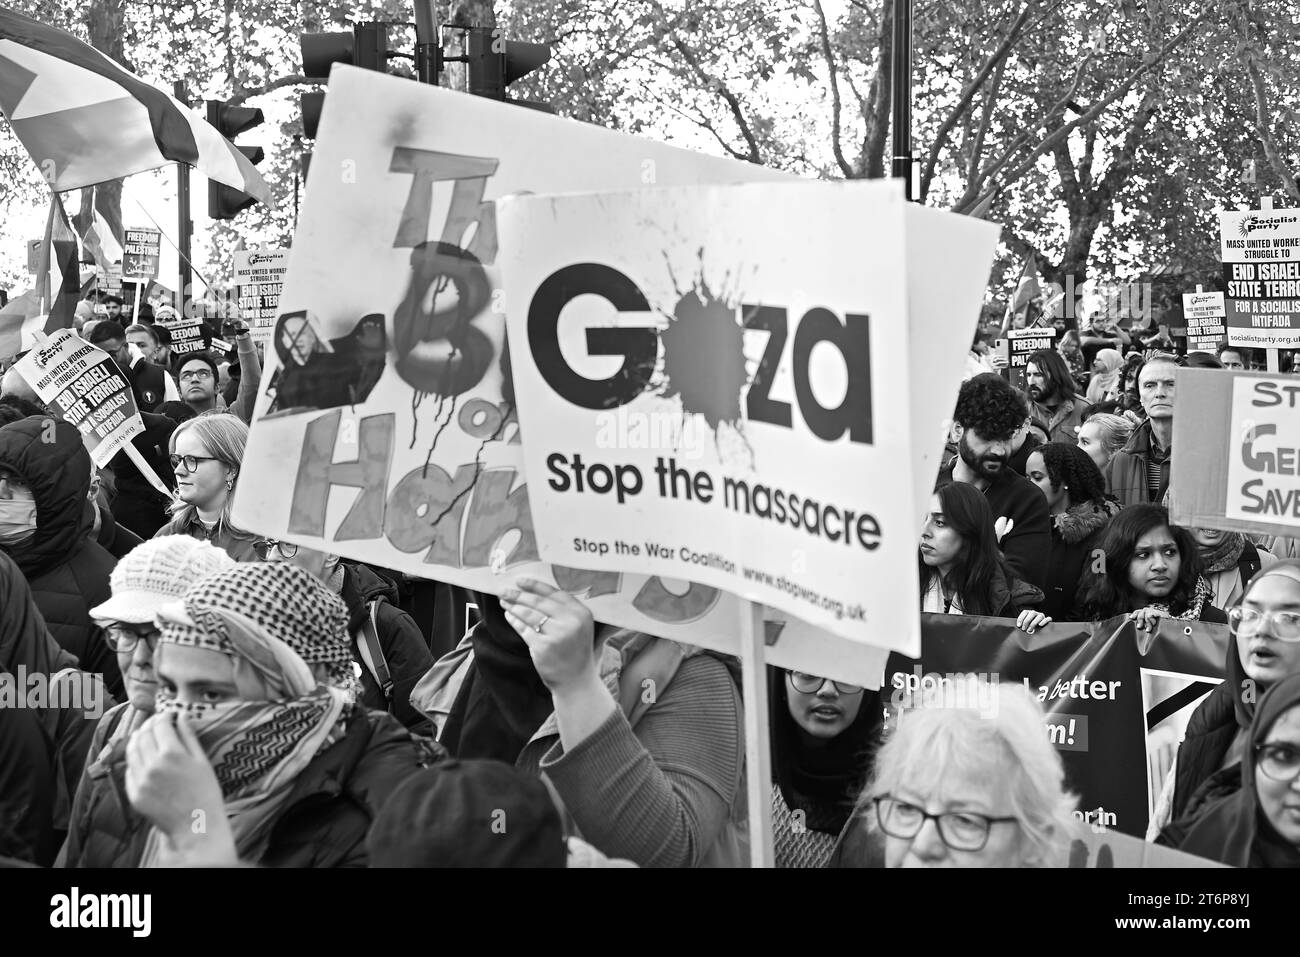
[{"x1": 124, "y1": 562, "x2": 436, "y2": 867}]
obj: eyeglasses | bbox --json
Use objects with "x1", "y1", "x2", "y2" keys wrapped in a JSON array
[
  {"x1": 1227, "y1": 606, "x2": 1300, "y2": 643},
  {"x1": 104, "y1": 622, "x2": 160, "y2": 653},
  {"x1": 169, "y1": 453, "x2": 219, "y2": 472},
  {"x1": 179, "y1": 369, "x2": 214, "y2": 381},
  {"x1": 1255, "y1": 743, "x2": 1300, "y2": 783},
  {"x1": 873, "y1": 796, "x2": 1018, "y2": 852},
  {"x1": 788, "y1": 671, "x2": 863, "y2": 695},
  {"x1": 254, "y1": 539, "x2": 298, "y2": 560}
]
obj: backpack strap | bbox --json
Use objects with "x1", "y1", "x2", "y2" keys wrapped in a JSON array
[
  {"x1": 1237, "y1": 540, "x2": 1262, "y2": 593},
  {"x1": 355, "y1": 600, "x2": 394, "y2": 700}
]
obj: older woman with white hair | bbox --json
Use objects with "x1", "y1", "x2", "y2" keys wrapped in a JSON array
[{"x1": 828, "y1": 676, "x2": 1078, "y2": 867}]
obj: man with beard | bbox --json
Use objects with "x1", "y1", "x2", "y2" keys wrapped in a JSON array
[
  {"x1": 1024, "y1": 349, "x2": 1090, "y2": 443},
  {"x1": 937, "y1": 373, "x2": 1051, "y2": 590}
]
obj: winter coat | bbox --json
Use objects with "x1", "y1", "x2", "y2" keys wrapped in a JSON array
[
  {"x1": 94, "y1": 504, "x2": 144, "y2": 560},
  {"x1": 0, "y1": 549, "x2": 112, "y2": 862},
  {"x1": 1040, "y1": 499, "x2": 1120, "y2": 621},
  {"x1": 0, "y1": 418, "x2": 120, "y2": 698},
  {"x1": 107, "y1": 411, "x2": 176, "y2": 539},
  {"x1": 60, "y1": 706, "x2": 441, "y2": 868},
  {"x1": 1104, "y1": 419, "x2": 1169, "y2": 507},
  {"x1": 1203, "y1": 540, "x2": 1273, "y2": 612},
  {"x1": 1028, "y1": 396, "x2": 1091, "y2": 444},
  {"x1": 340, "y1": 563, "x2": 436, "y2": 733},
  {"x1": 154, "y1": 509, "x2": 260, "y2": 563}
]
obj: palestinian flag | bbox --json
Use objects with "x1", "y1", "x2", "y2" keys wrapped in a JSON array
[
  {"x1": 0, "y1": 9, "x2": 271, "y2": 203},
  {"x1": 80, "y1": 186, "x2": 123, "y2": 269}
]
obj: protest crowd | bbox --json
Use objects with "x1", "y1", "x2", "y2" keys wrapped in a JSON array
[
  {"x1": 0, "y1": 283, "x2": 1297, "y2": 871},
  {"x1": 0, "y1": 6, "x2": 1298, "y2": 879}
]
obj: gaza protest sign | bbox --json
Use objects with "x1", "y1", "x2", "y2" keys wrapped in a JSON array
[
  {"x1": 497, "y1": 182, "x2": 997, "y2": 650},
  {"x1": 883, "y1": 612, "x2": 1228, "y2": 838},
  {"x1": 230, "y1": 66, "x2": 913, "y2": 674},
  {"x1": 13, "y1": 328, "x2": 143, "y2": 465},
  {"x1": 1170, "y1": 367, "x2": 1300, "y2": 537}
]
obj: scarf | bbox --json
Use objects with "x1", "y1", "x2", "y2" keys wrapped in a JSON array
[
  {"x1": 1147, "y1": 575, "x2": 1213, "y2": 621},
  {"x1": 1199, "y1": 533, "x2": 1246, "y2": 575},
  {"x1": 1085, "y1": 348, "x2": 1123, "y2": 404},
  {"x1": 138, "y1": 599, "x2": 352, "y2": 867},
  {"x1": 768, "y1": 667, "x2": 879, "y2": 835},
  {"x1": 1171, "y1": 674, "x2": 1300, "y2": 867}
]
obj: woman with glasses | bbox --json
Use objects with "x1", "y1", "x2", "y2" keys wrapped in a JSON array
[
  {"x1": 154, "y1": 415, "x2": 258, "y2": 562},
  {"x1": 1149, "y1": 562, "x2": 1300, "y2": 837},
  {"x1": 61, "y1": 536, "x2": 235, "y2": 867},
  {"x1": 829, "y1": 676, "x2": 1078, "y2": 867},
  {"x1": 1159, "y1": 674, "x2": 1300, "y2": 867},
  {"x1": 770, "y1": 668, "x2": 880, "y2": 867}
]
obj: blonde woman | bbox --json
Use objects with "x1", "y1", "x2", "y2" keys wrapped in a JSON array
[
  {"x1": 1075, "y1": 412, "x2": 1135, "y2": 474},
  {"x1": 153, "y1": 414, "x2": 258, "y2": 562},
  {"x1": 829, "y1": 677, "x2": 1079, "y2": 867}
]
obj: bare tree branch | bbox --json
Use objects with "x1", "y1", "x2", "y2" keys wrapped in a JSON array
[
  {"x1": 811, "y1": 0, "x2": 854, "y2": 178},
  {"x1": 919, "y1": 0, "x2": 1040, "y2": 197},
  {"x1": 229, "y1": 75, "x2": 312, "y2": 105},
  {"x1": 1243, "y1": 54, "x2": 1300, "y2": 202}
]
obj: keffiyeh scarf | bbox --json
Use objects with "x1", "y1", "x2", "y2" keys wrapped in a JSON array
[{"x1": 1148, "y1": 575, "x2": 1214, "y2": 621}]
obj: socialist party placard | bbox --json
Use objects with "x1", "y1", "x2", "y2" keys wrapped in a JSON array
[
  {"x1": 233, "y1": 248, "x2": 289, "y2": 344},
  {"x1": 499, "y1": 182, "x2": 999, "y2": 648},
  {"x1": 1181, "y1": 290, "x2": 1226, "y2": 353},
  {"x1": 14, "y1": 329, "x2": 144, "y2": 465},
  {"x1": 1220, "y1": 208, "x2": 1300, "y2": 348}
]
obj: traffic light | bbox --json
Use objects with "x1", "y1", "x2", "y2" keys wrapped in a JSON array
[
  {"x1": 206, "y1": 100, "x2": 265, "y2": 220},
  {"x1": 299, "y1": 23, "x2": 390, "y2": 139},
  {"x1": 438, "y1": 26, "x2": 552, "y2": 112}
]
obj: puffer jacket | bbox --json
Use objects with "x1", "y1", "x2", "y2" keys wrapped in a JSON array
[
  {"x1": 341, "y1": 562, "x2": 435, "y2": 733},
  {"x1": 60, "y1": 706, "x2": 442, "y2": 868},
  {"x1": 0, "y1": 418, "x2": 120, "y2": 698}
]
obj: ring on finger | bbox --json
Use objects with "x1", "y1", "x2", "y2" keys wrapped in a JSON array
[{"x1": 536, "y1": 613, "x2": 550, "y2": 633}]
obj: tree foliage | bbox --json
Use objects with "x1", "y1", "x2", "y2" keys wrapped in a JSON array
[{"x1": 1, "y1": 0, "x2": 1296, "y2": 306}]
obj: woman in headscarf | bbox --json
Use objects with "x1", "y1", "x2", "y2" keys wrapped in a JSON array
[
  {"x1": 1148, "y1": 561, "x2": 1300, "y2": 836},
  {"x1": 1159, "y1": 674, "x2": 1300, "y2": 867},
  {"x1": 122, "y1": 562, "x2": 438, "y2": 867},
  {"x1": 1084, "y1": 348, "x2": 1123, "y2": 405},
  {"x1": 769, "y1": 668, "x2": 880, "y2": 867}
]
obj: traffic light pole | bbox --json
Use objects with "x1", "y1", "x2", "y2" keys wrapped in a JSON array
[
  {"x1": 174, "y1": 81, "x2": 194, "y2": 313},
  {"x1": 891, "y1": 0, "x2": 913, "y2": 201}
]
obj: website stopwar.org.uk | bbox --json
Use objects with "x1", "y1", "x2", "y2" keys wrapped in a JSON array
[{"x1": 739, "y1": 564, "x2": 863, "y2": 622}]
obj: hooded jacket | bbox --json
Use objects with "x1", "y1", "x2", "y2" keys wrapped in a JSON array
[
  {"x1": 0, "y1": 418, "x2": 120, "y2": 698},
  {"x1": 340, "y1": 562, "x2": 435, "y2": 733},
  {"x1": 1160, "y1": 674, "x2": 1300, "y2": 867},
  {"x1": 60, "y1": 707, "x2": 440, "y2": 868},
  {"x1": 1040, "y1": 499, "x2": 1120, "y2": 621}
]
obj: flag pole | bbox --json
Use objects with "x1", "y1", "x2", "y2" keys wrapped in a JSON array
[{"x1": 130, "y1": 197, "x2": 215, "y2": 293}]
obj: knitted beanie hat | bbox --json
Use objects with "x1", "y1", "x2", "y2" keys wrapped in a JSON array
[
  {"x1": 161, "y1": 562, "x2": 354, "y2": 685},
  {"x1": 90, "y1": 535, "x2": 236, "y2": 624}
]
